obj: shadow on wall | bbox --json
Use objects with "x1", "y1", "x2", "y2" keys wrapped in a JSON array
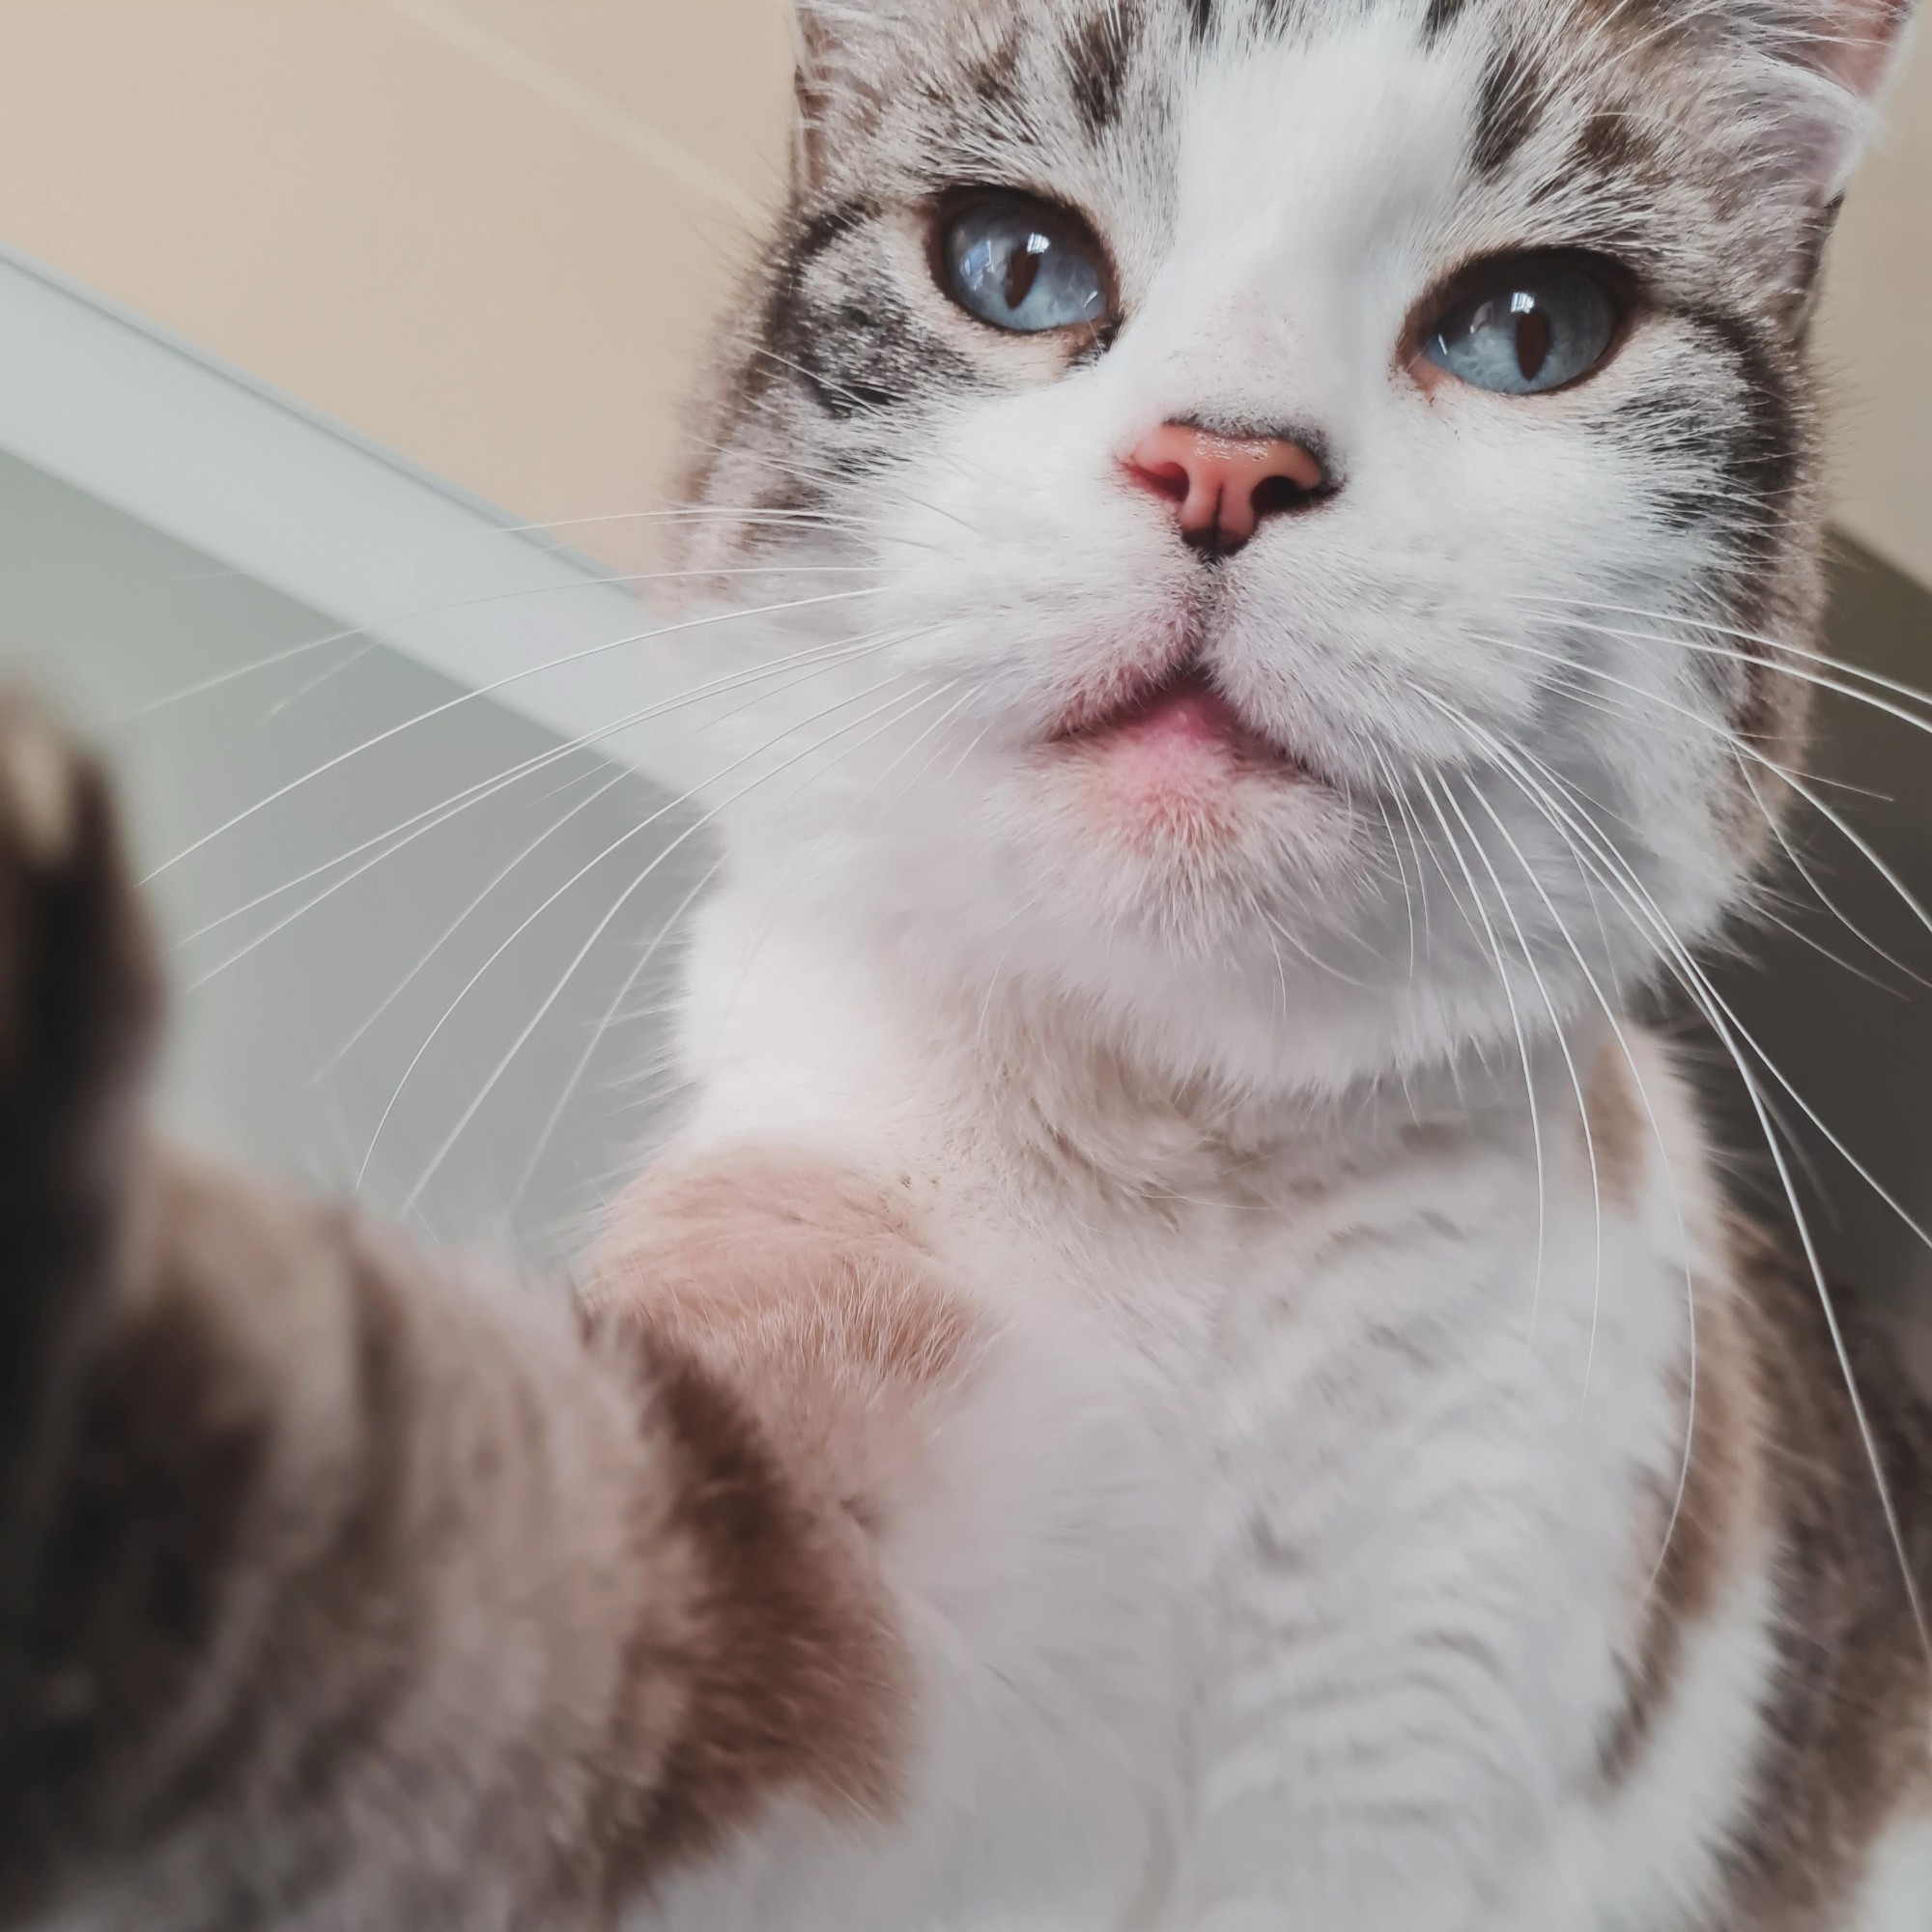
[
  {"x1": 0, "y1": 449, "x2": 706, "y2": 1265},
  {"x1": 1695, "y1": 540, "x2": 1932, "y2": 1388}
]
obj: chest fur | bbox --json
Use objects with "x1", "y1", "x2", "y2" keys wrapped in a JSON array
[{"x1": 907, "y1": 1119, "x2": 1704, "y2": 1922}]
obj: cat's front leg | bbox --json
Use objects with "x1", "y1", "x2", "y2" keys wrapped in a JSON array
[
  {"x1": 587, "y1": 1154, "x2": 980, "y2": 1865},
  {"x1": 594, "y1": 1156, "x2": 1185, "y2": 1932},
  {"x1": 0, "y1": 697, "x2": 703, "y2": 1927},
  {"x1": 0, "y1": 699, "x2": 891, "y2": 1930},
  {"x1": 0, "y1": 696, "x2": 1171, "y2": 1930}
]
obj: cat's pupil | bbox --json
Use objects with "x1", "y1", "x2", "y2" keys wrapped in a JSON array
[
  {"x1": 1005, "y1": 239, "x2": 1043, "y2": 311},
  {"x1": 1515, "y1": 303, "x2": 1551, "y2": 383}
]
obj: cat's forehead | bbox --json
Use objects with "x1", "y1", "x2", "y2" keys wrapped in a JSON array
[
  {"x1": 809, "y1": 0, "x2": 1651, "y2": 141},
  {"x1": 804, "y1": 0, "x2": 1736, "y2": 270}
]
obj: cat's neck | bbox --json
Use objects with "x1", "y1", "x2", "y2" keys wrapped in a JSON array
[{"x1": 674, "y1": 879, "x2": 1602, "y2": 1203}]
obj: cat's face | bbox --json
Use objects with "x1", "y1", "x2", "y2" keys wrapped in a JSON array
[{"x1": 667, "y1": 0, "x2": 1900, "y2": 1097}]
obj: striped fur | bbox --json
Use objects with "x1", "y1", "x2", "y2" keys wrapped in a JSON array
[
  {"x1": 0, "y1": 712, "x2": 956, "y2": 1924},
  {"x1": 5, "y1": 1, "x2": 1931, "y2": 1927}
]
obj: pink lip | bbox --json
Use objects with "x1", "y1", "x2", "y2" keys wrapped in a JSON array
[{"x1": 1052, "y1": 668, "x2": 1292, "y2": 770}]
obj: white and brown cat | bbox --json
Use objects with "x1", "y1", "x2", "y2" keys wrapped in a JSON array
[{"x1": 2, "y1": 0, "x2": 1930, "y2": 1926}]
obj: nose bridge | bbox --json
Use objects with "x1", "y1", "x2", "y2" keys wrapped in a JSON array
[
  {"x1": 1098, "y1": 155, "x2": 1350, "y2": 554},
  {"x1": 1115, "y1": 230, "x2": 1345, "y2": 458},
  {"x1": 1142, "y1": 264, "x2": 1297, "y2": 412},
  {"x1": 1133, "y1": 16, "x2": 1408, "y2": 434}
]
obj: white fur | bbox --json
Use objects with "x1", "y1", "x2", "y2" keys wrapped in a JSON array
[
  {"x1": 1851, "y1": 1812, "x2": 1932, "y2": 1932},
  {"x1": 630, "y1": 904, "x2": 1772, "y2": 1931},
  {"x1": 621, "y1": 1, "x2": 1922, "y2": 1923}
]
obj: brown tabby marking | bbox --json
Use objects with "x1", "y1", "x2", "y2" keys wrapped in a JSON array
[
  {"x1": 1065, "y1": 4, "x2": 1140, "y2": 134},
  {"x1": 603, "y1": 1337, "x2": 903, "y2": 1878},
  {"x1": 1601, "y1": 1212, "x2": 1932, "y2": 1931},
  {"x1": 592, "y1": 1151, "x2": 985, "y2": 1858},
  {"x1": 1600, "y1": 1270, "x2": 1758, "y2": 1787},
  {"x1": 1573, "y1": 102, "x2": 1659, "y2": 182},
  {"x1": 1582, "y1": 1040, "x2": 1647, "y2": 1211},
  {"x1": 1712, "y1": 1220, "x2": 1932, "y2": 1931},
  {"x1": 1472, "y1": 42, "x2": 1548, "y2": 177},
  {"x1": 1600, "y1": 1199, "x2": 1932, "y2": 1926}
]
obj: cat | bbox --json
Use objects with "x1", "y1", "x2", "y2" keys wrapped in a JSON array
[{"x1": 3, "y1": 0, "x2": 1931, "y2": 1927}]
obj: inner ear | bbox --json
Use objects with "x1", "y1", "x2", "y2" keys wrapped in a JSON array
[
  {"x1": 1808, "y1": 0, "x2": 1913, "y2": 100},
  {"x1": 1766, "y1": 0, "x2": 1916, "y2": 196}
]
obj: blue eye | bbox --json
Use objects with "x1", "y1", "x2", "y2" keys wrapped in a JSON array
[
  {"x1": 1423, "y1": 257, "x2": 1621, "y2": 395},
  {"x1": 942, "y1": 196, "x2": 1111, "y2": 334}
]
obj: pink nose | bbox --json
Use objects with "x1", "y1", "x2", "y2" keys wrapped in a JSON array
[{"x1": 1125, "y1": 423, "x2": 1326, "y2": 553}]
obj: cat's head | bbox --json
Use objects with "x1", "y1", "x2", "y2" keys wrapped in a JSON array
[{"x1": 662, "y1": 0, "x2": 1910, "y2": 1098}]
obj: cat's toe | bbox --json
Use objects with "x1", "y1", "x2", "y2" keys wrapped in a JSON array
[
  {"x1": 0, "y1": 699, "x2": 82, "y2": 868},
  {"x1": 0, "y1": 694, "x2": 158, "y2": 1168}
]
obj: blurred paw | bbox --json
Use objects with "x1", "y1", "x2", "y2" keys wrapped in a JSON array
[{"x1": 0, "y1": 694, "x2": 157, "y2": 1177}]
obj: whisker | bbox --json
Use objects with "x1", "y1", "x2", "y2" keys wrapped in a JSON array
[
  {"x1": 667, "y1": 680, "x2": 977, "y2": 1094},
  {"x1": 262, "y1": 639, "x2": 384, "y2": 721},
  {"x1": 109, "y1": 624, "x2": 369, "y2": 723},
  {"x1": 1482, "y1": 732, "x2": 1932, "y2": 1657},
  {"x1": 145, "y1": 585, "x2": 893, "y2": 881},
  {"x1": 1512, "y1": 592, "x2": 1932, "y2": 724},
  {"x1": 506, "y1": 854, "x2": 729, "y2": 1213},
  {"x1": 1370, "y1": 781, "x2": 1420, "y2": 979},
  {"x1": 1468, "y1": 630, "x2": 1932, "y2": 962},
  {"x1": 1453, "y1": 774, "x2": 1607, "y2": 1374},
  {"x1": 176, "y1": 626, "x2": 910, "y2": 969},
  {"x1": 1448, "y1": 751, "x2": 1700, "y2": 1605},
  {"x1": 1746, "y1": 898, "x2": 1916, "y2": 999},
  {"x1": 499, "y1": 505, "x2": 872, "y2": 531},
  {"x1": 680, "y1": 411, "x2": 980, "y2": 547},
  {"x1": 357, "y1": 661, "x2": 932, "y2": 1194},
  {"x1": 1530, "y1": 610, "x2": 1932, "y2": 750},
  {"x1": 1415, "y1": 772, "x2": 1553, "y2": 1332},
  {"x1": 315, "y1": 763, "x2": 637, "y2": 1078},
  {"x1": 1372, "y1": 747, "x2": 1431, "y2": 970},
  {"x1": 1731, "y1": 754, "x2": 1930, "y2": 993},
  {"x1": 112, "y1": 557, "x2": 890, "y2": 724},
  {"x1": 399, "y1": 675, "x2": 960, "y2": 1215}
]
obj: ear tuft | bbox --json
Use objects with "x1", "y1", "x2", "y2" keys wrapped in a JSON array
[
  {"x1": 1762, "y1": 0, "x2": 1917, "y2": 194},
  {"x1": 791, "y1": 0, "x2": 902, "y2": 190},
  {"x1": 1677, "y1": 0, "x2": 1915, "y2": 310},
  {"x1": 1808, "y1": 0, "x2": 1913, "y2": 99}
]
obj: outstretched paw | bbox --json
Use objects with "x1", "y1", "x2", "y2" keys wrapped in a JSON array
[{"x1": 0, "y1": 693, "x2": 156, "y2": 1236}]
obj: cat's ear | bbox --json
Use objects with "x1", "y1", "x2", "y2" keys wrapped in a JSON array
[
  {"x1": 1747, "y1": 0, "x2": 1915, "y2": 197},
  {"x1": 1805, "y1": 0, "x2": 1912, "y2": 104},
  {"x1": 1705, "y1": 0, "x2": 1914, "y2": 311},
  {"x1": 790, "y1": 0, "x2": 904, "y2": 191}
]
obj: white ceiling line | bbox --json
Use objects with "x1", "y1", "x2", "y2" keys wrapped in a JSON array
[
  {"x1": 0, "y1": 244, "x2": 678, "y2": 782},
  {"x1": 386, "y1": 0, "x2": 772, "y2": 228}
]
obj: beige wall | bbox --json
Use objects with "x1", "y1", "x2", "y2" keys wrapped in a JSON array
[
  {"x1": 0, "y1": 1, "x2": 1923, "y2": 582},
  {"x1": 0, "y1": 1, "x2": 797, "y2": 573},
  {"x1": 1816, "y1": 42, "x2": 1932, "y2": 581}
]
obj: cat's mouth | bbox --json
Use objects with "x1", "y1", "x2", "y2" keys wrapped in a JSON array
[{"x1": 1047, "y1": 664, "x2": 1307, "y2": 778}]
